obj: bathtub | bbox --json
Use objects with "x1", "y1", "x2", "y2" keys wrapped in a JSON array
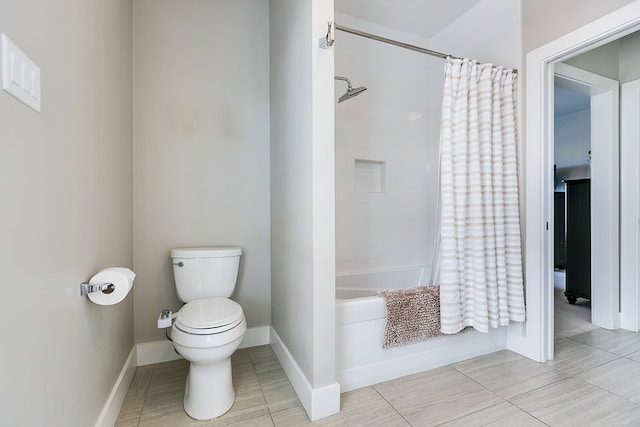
[{"x1": 335, "y1": 266, "x2": 507, "y2": 392}]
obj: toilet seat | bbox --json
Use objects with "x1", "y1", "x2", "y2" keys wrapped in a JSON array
[{"x1": 175, "y1": 297, "x2": 244, "y2": 335}]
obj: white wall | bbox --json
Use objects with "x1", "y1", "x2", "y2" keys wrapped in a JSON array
[
  {"x1": 335, "y1": 0, "x2": 522, "y2": 277},
  {"x1": 334, "y1": 14, "x2": 441, "y2": 275},
  {"x1": 555, "y1": 109, "x2": 591, "y2": 169},
  {"x1": 270, "y1": 0, "x2": 339, "y2": 419},
  {"x1": 133, "y1": 0, "x2": 271, "y2": 344},
  {"x1": 0, "y1": 1, "x2": 133, "y2": 426}
]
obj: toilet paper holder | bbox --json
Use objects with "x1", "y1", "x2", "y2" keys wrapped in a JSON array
[{"x1": 80, "y1": 282, "x2": 115, "y2": 296}]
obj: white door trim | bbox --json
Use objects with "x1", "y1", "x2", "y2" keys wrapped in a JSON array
[
  {"x1": 620, "y1": 79, "x2": 640, "y2": 332},
  {"x1": 515, "y1": 2, "x2": 640, "y2": 362}
]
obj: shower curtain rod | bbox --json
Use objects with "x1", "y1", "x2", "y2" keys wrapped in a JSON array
[{"x1": 334, "y1": 24, "x2": 518, "y2": 74}]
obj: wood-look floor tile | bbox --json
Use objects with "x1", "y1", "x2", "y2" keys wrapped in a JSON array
[
  {"x1": 545, "y1": 337, "x2": 619, "y2": 375},
  {"x1": 628, "y1": 351, "x2": 640, "y2": 363},
  {"x1": 208, "y1": 405, "x2": 271, "y2": 427},
  {"x1": 511, "y1": 377, "x2": 640, "y2": 426},
  {"x1": 373, "y1": 366, "x2": 503, "y2": 426},
  {"x1": 138, "y1": 400, "x2": 195, "y2": 427},
  {"x1": 439, "y1": 401, "x2": 547, "y2": 426},
  {"x1": 570, "y1": 328, "x2": 640, "y2": 356},
  {"x1": 217, "y1": 413, "x2": 274, "y2": 426},
  {"x1": 553, "y1": 287, "x2": 597, "y2": 339},
  {"x1": 269, "y1": 403, "x2": 313, "y2": 427},
  {"x1": 248, "y1": 345, "x2": 278, "y2": 367},
  {"x1": 128, "y1": 365, "x2": 154, "y2": 398},
  {"x1": 452, "y1": 350, "x2": 563, "y2": 399},
  {"x1": 115, "y1": 397, "x2": 144, "y2": 425},
  {"x1": 271, "y1": 387, "x2": 410, "y2": 427},
  {"x1": 577, "y1": 357, "x2": 640, "y2": 404},
  {"x1": 114, "y1": 418, "x2": 140, "y2": 427}
]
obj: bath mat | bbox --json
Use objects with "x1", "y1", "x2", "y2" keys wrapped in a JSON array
[{"x1": 377, "y1": 286, "x2": 441, "y2": 348}]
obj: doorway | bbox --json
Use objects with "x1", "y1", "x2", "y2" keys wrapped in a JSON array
[
  {"x1": 552, "y1": 62, "x2": 620, "y2": 340},
  {"x1": 521, "y1": 4, "x2": 640, "y2": 363}
]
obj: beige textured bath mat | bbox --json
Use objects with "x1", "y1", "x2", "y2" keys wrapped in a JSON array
[{"x1": 377, "y1": 285, "x2": 441, "y2": 348}]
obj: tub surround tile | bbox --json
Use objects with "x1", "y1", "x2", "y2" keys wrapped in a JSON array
[
  {"x1": 439, "y1": 401, "x2": 547, "y2": 427},
  {"x1": 373, "y1": 366, "x2": 503, "y2": 426},
  {"x1": 512, "y1": 377, "x2": 640, "y2": 426}
]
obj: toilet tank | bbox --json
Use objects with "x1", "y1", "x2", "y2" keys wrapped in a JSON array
[{"x1": 171, "y1": 247, "x2": 242, "y2": 302}]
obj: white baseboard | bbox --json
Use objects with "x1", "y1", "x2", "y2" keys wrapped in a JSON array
[
  {"x1": 239, "y1": 325, "x2": 270, "y2": 349},
  {"x1": 95, "y1": 346, "x2": 137, "y2": 427},
  {"x1": 270, "y1": 327, "x2": 340, "y2": 421},
  {"x1": 136, "y1": 325, "x2": 271, "y2": 366}
]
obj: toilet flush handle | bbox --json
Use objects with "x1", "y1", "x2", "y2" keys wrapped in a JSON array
[{"x1": 173, "y1": 262, "x2": 184, "y2": 267}]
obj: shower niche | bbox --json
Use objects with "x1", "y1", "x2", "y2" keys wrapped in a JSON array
[{"x1": 354, "y1": 159, "x2": 385, "y2": 193}]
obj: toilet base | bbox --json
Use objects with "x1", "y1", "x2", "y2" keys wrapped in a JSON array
[{"x1": 183, "y1": 356, "x2": 235, "y2": 420}]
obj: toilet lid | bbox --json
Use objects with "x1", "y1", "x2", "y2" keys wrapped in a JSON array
[{"x1": 176, "y1": 297, "x2": 243, "y2": 330}]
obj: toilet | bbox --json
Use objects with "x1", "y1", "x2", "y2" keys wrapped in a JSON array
[{"x1": 169, "y1": 247, "x2": 247, "y2": 420}]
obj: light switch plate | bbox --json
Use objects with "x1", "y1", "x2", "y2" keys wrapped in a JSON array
[{"x1": 1, "y1": 33, "x2": 41, "y2": 112}]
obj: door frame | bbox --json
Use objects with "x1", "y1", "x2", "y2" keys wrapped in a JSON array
[
  {"x1": 509, "y1": 2, "x2": 640, "y2": 362},
  {"x1": 620, "y1": 78, "x2": 640, "y2": 332}
]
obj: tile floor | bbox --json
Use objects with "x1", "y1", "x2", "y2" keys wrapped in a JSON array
[{"x1": 117, "y1": 277, "x2": 640, "y2": 426}]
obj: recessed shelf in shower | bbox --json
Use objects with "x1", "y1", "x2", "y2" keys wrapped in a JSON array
[{"x1": 354, "y1": 159, "x2": 385, "y2": 193}]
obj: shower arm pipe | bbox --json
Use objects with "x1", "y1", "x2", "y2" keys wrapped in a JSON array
[
  {"x1": 334, "y1": 75, "x2": 353, "y2": 89},
  {"x1": 334, "y1": 24, "x2": 518, "y2": 74}
]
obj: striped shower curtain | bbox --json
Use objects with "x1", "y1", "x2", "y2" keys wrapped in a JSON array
[{"x1": 434, "y1": 57, "x2": 526, "y2": 334}]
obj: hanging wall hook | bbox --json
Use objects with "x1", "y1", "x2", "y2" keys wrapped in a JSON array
[{"x1": 319, "y1": 22, "x2": 334, "y2": 49}]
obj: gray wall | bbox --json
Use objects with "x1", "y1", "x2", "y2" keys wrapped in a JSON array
[
  {"x1": 133, "y1": 0, "x2": 271, "y2": 344},
  {"x1": 0, "y1": 0, "x2": 133, "y2": 425},
  {"x1": 619, "y1": 31, "x2": 640, "y2": 83},
  {"x1": 269, "y1": 0, "x2": 315, "y2": 381},
  {"x1": 522, "y1": 0, "x2": 637, "y2": 52}
]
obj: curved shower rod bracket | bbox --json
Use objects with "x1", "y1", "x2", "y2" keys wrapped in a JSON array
[{"x1": 319, "y1": 21, "x2": 335, "y2": 49}]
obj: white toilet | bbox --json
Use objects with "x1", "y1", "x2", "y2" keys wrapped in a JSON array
[{"x1": 170, "y1": 247, "x2": 247, "y2": 420}]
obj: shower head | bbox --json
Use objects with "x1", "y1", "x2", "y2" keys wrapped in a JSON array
[{"x1": 335, "y1": 76, "x2": 367, "y2": 103}]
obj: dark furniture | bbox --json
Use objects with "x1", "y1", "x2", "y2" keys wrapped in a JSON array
[
  {"x1": 564, "y1": 178, "x2": 591, "y2": 304},
  {"x1": 554, "y1": 191, "x2": 566, "y2": 269}
]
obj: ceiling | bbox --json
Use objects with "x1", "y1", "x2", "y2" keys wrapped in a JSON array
[
  {"x1": 335, "y1": 0, "x2": 483, "y2": 39},
  {"x1": 554, "y1": 86, "x2": 590, "y2": 117}
]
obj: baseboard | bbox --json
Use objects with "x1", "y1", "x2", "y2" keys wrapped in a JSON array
[
  {"x1": 239, "y1": 325, "x2": 270, "y2": 349},
  {"x1": 95, "y1": 346, "x2": 137, "y2": 427},
  {"x1": 270, "y1": 327, "x2": 340, "y2": 421},
  {"x1": 137, "y1": 340, "x2": 183, "y2": 366},
  {"x1": 136, "y1": 325, "x2": 271, "y2": 366}
]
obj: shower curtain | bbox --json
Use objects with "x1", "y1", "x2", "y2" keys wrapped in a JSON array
[{"x1": 433, "y1": 57, "x2": 526, "y2": 334}]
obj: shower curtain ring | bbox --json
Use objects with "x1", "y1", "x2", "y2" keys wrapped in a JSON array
[{"x1": 319, "y1": 21, "x2": 335, "y2": 49}]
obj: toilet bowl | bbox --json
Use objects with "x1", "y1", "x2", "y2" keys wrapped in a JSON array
[
  {"x1": 171, "y1": 297, "x2": 247, "y2": 420},
  {"x1": 166, "y1": 247, "x2": 246, "y2": 420}
]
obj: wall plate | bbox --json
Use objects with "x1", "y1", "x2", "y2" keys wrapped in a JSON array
[{"x1": 1, "y1": 33, "x2": 41, "y2": 112}]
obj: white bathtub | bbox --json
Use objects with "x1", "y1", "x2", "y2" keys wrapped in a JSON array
[{"x1": 335, "y1": 266, "x2": 507, "y2": 392}]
